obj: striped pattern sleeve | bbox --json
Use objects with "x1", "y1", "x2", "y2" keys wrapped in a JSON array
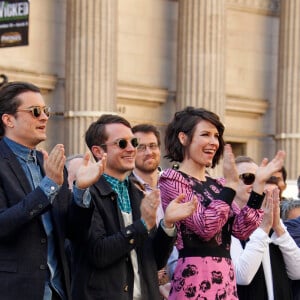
[
  {"x1": 159, "y1": 169, "x2": 233, "y2": 241},
  {"x1": 231, "y1": 198, "x2": 264, "y2": 240}
]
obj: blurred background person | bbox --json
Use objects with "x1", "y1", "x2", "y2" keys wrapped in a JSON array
[
  {"x1": 231, "y1": 158, "x2": 300, "y2": 300},
  {"x1": 281, "y1": 198, "x2": 300, "y2": 300},
  {"x1": 131, "y1": 123, "x2": 178, "y2": 299}
]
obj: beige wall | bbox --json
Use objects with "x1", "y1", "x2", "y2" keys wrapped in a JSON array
[
  {"x1": 225, "y1": 7, "x2": 279, "y2": 163},
  {"x1": 117, "y1": 0, "x2": 177, "y2": 130}
]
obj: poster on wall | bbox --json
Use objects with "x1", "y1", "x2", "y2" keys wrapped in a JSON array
[{"x1": 0, "y1": 0, "x2": 29, "y2": 48}]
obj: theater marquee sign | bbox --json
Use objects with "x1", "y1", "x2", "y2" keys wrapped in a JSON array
[{"x1": 0, "y1": 0, "x2": 29, "y2": 48}]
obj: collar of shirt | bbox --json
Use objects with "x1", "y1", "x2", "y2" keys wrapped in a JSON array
[
  {"x1": 103, "y1": 174, "x2": 131, "y2": 213},
  {"x1": 132, "y1": 171, "x2": 154, "y2": 193},
  {"x1": 4, "y1": 136, "x2": 37, "y2": 163}
]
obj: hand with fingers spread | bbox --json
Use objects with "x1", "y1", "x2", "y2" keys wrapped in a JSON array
[
  {"x1": 223, "y1": 144, "x2": 239, "y2": 191},
  {"x1": 253, "y1": 150, "x2": 286, "y2": 195},
  {"x1": 75, "y1": 152, "x2": 107, "y2": 189},
  {"x1": 163, "y1": 194, "x2": 198, "y2": 228},
  {"x1": 42, "y1": 144, "x2": 66, "y2": 185},
  {"x1": 140, "y1": 189, "x2": 160, "y2": 230}
]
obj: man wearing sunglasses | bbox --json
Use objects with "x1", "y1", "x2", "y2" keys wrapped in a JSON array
[
  {"x1": 230, "y1": 156, "x2": 300, "y2": 300},
  {"x1": 71, "y1": 114, "x2": 197, "y2": 300},
  {"x1": 0, "y1": 81, "x2": 106, "y2": 300}
]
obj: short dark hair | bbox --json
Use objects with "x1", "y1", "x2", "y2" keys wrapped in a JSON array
[
  {"x1": 164, "y1": 106, "x2": 225, "y2": 168},
  {"x1": 132, "y1": 123, "x2": 161, "y2": 146},
  {"x1": 0, "y1": 81, "x2": 40, "y2": 137},
  {"x1": 85, "y1": 114, "x2": 132, "y2": 152}
]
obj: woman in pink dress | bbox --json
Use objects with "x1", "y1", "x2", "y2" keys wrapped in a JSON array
[{"x1": 159, "y1": 106, "x2": 285, "y2": 299}]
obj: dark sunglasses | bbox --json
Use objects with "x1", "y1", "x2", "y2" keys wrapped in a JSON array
[
  {"x1": 17, "y1": 106, "x2": 51, "y2": 118},
  {"x1": 239, "y1": 173, "x2": 255, "y2": 185},
  {"x1": 101, "y1": 137, "x2": 139, "y2": 149}
]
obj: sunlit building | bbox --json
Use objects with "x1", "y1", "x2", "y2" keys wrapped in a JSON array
[{"x1": 1, "y1": 0, "x2": 299, "y2": 181}]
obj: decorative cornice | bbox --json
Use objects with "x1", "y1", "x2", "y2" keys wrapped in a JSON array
[
  {"x1": 117, "y1": 82, "x2": 171, "y2": 106},
  {"x1": 0, "y1": 66, "x2": 57, "y2": 93},
  {"x1": 226, "y1": 94, "x2": 269, "y2": 117},
  {"x1": 227, "y1": 0, "x2": 280, "y2": 16}
]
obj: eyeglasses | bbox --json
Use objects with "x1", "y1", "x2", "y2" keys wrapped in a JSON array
[
  {"x1": 137, "y1": 143, "x2": 159, "y2": 152},
  {"x1": 17, "y1": 106, "x2": 51, "y2": 118},
  {"x1": 239, "y1": 173, "x2": 255, "y2": 185},
  {"x1": 101, "y1": 137, "x2": 139, "y2": 149}
]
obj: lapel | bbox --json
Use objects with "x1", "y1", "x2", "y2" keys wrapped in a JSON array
[{"x1": 0, "y1": 139, "x2": 32, "y2": 194}]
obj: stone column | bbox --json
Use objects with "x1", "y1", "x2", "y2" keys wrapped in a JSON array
[
  {"x1": 65, "y1": 0, "x2": 118, "y2": 155},
  {"x1": 276, "y1": 0, "x2": 300, "y2": 179},
  {"x1": 176, "y1": 0, "x2": 226, "y2": 119}
]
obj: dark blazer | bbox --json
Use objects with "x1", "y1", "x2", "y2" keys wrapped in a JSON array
[
  {"x1": 0, "y1": 139, "x2": 92, "y2": 300},
  {"x1": 71, "y1": 176, "x2": 176, "y2": 300}
]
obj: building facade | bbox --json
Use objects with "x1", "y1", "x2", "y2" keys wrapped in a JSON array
[{"x1": 1, "y1": 0, "x2": 299, "y2": 180}]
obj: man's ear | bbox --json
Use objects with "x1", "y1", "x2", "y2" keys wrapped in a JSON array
[
  {"x1": 91, "y1": 145, "x2": 105, "y2": 161},
  {"x1": 2, "y1": 114, "x2": 14, "y2": 128},
  {"x1": 178, "y1": 131, "x2": 187, "y2": 146}
]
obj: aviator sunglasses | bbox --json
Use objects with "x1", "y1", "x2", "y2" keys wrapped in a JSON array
[
  {"x1": 101, "y1": 137, "x2": 139, "y2": 149},
  {"x1": 17, "y1": 106, "x2": 51, "y2": 118},
  {"x1": 239, "y1": 173, "x2": 255, "y2": 185}
]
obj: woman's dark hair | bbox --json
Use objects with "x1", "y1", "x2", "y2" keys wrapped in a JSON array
[
  {"x1": 164, "y1": 106, "x2": 225, "y2": 168},
  {"x1": 0, "y1": 81, "x2": 40, "y2": 137}
]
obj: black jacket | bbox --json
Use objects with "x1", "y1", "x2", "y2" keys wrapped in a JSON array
[
  {"x1": 72, "y1": 176, "x2": 176, "y2": 300},
  {"x1": 0, "y1": 139, "x2": 92, "y2": 300}
]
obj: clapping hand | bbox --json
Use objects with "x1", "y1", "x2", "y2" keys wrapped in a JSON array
[
  {"x1": 140, "y1": 189, "x2": 160, "y2": 231},
  {"x1": 253, "y1": 150, "x2": 285, "y2": 195},
  {"x1": 42, "y1": 144, "x2": 66, "y2": 185},
  {"x1": 259, "y1": 187, "x2": 274, "y2": 234},
  {"x1": 163, "y1": 194, "x2": 197, "y2": 228},
  {"x1": 75, "y1": 152, "x2": 107, "y2": 189}
]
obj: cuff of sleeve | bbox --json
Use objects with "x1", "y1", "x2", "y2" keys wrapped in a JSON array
[
  {"x1": 140, "y1": 218, "x2": 148, "y2": 230},
  {"x1": 140, "y1": 218, "x2": 151, "y2": 235},
  {"x1": 160, "y1": 219, "x2": 176, "y2": 237},
  {"x1": 40, "y1": 177, "x2": 60, "y2": 203},
  {"x1": 219, "y1": 187, "x2": 236, "y2": 205},
  {"x1": 73, "y1": 185, "x2": 91, "y2": 208},
  {"x1": 247, "y1": 191, "x2": 265, "y2": 209}
]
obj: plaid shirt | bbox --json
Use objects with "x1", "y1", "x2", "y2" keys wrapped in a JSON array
[{"x1": 103, "y1": 174, "x2": 131, "y2": 213}]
